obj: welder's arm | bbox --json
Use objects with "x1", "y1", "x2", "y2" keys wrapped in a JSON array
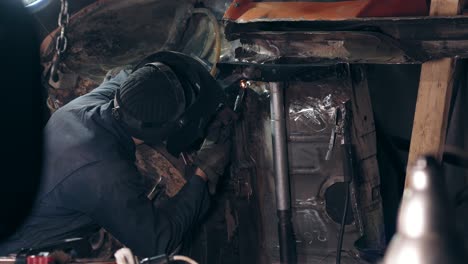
[
  {"x1": 65, "y1": 69, "x2": 130, "y2": 108},
  {"x1": 57, "y1": 159, "x2": 210, "y2": 257}
]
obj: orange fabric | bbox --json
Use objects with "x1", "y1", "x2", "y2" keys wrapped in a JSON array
[
  {"x1": 224, "y1": 0, "x2": 369, "y2": 21},
  {"x1": 358, "y1": 0, "x2": 428, "y2": 17},
  {"x1": 223, "y1": 0, "x2": 429, "y2": 22},
  {"x1": 224, "y1": 0, "x2": 255, "y2": 20}
]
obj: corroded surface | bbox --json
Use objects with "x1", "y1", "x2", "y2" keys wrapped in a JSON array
[
  {"x1": 41, "y1": 0, "x2": 195, "y2": 82},
  {"x1": 41, "y1": 0, "x2": 196, "y2": 110},
  {"x1": 135, "y1": 144, "x2": 186, "y2": 198},
  {"x1": 47, "y1": 75, "x2": 100, "y2": 110}
]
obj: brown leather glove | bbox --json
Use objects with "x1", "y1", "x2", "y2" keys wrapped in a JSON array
[{"x1": 193, "y1": 106, "x2": 238, "y2": 194}]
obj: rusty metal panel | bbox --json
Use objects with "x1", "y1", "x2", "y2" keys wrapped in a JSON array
[
  {"x1": 40, "y1": 0, "x2": 196, "y2": 82},
  {"x1": 231, "y1": 31, "x2": 415, "y2": 64}
]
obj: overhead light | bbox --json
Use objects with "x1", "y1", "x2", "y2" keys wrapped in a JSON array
[{"x1": 23, "y1": 0, "x2": 53, "y2": 13}]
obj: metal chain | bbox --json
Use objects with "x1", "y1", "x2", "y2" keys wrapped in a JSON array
[{"x1": 50, "y1": 0, "x2": 69, "y2": 83}]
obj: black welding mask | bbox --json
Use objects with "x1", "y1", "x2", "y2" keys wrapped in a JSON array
[{"x1": 113, "y1": 51, "x2": 225, "y2": 156}]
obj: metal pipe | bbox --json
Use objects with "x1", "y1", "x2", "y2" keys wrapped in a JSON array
[
  {"x1": 270, "y1": 82, "x2": 291, "y2": 211},
  {"x1": 269, "y1": 82, "x2": 297, "y2": 264}
]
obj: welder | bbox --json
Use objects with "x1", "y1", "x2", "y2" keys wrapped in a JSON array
[{"x1": 0, "y1": 51, "x2": 235, "y2": 258}]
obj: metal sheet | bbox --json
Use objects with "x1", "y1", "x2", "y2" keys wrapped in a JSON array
[{"x1": 240, "y1": 77, "x2": 368, "y2": 263}]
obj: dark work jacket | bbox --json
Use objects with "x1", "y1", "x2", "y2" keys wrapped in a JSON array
[{"x1": 0, "y1": 70, "x2": 210, "y2": 257}]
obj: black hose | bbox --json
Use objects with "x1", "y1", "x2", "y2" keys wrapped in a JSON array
[
  {"x1": 336, "y1": 102, "x2": 353, "y2": 264},
  {"x1": 336, "y1": 181, "x2": 350, "y2": 264}
]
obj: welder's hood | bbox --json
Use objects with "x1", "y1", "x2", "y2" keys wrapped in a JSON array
[{"x1": 133, "y1": 51, "x2": 225, "y2": 156}]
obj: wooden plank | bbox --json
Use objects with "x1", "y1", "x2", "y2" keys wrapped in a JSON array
[
  {"x1": 349, "y1": 65, "x2": 386, "y2": 248},
  {"x1": 429, "y1": 0, "x2": 464, "y2": 15},
  {"x1": 405, "y1": 0, "x2": 464, "y2": 186},
  {"x1": 406, "y1": 58, "x2": 456, "y2": 165}
]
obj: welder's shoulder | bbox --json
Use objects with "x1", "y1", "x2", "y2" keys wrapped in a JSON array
[
  {"x1": 64, "y1": 69, "x2": 131, "y2": 109},
  {"x1": 44, "y1": 107, "x2": 103, "y2": 151}
]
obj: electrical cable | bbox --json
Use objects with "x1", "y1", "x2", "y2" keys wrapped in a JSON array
[
  {"x1": 336, "y1": 102, "x2": 353, "y2": 264},
  {"x1": 115, "y1": 248, "x2": 199, "y2": 264},
  {"x1": 336, "y1": 181, "x2": 350, "y2": 264},
  {"x1": 191, "y1": 8, "x2": 221, "y2": 76}
]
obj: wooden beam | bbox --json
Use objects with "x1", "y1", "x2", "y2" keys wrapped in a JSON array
[
  {"x1": 405, "y1": 0, "x2": 464, "y2": 186},
  {"x1": 406, "y1": 58, "x2": 456, "y2": 164},
  {"x1": 429, "y1": 0, "x2": 464, "y2": 15}
]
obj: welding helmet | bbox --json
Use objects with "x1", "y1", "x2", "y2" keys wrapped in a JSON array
[{"x1": 112, "y1": 51, "x2": 225, "y2": 156}]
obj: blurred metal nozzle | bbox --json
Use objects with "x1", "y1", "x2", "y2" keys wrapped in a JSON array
[{"x1": 382, "y1": 156, "x2": 467, "y2": 264}]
